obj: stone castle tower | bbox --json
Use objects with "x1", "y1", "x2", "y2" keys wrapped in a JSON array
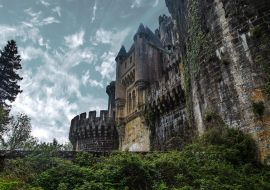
[
  {"x1": 115, "y1": 24, "x2": 163, "y2": 151},
  {"x1": 115, "y1": 19, "x2": 188, "y2": 151}
]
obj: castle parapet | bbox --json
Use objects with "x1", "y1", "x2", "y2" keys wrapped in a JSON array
[{"x1": 69, "y1": 110, "x2": 118, "y2": 152}]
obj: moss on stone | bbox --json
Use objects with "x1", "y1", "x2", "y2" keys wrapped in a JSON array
[
  {"x1": 252, "y1": 101, "x2": 265, "y2": 117},
  {"x1": 204, "y1": 110, "x2": 219, "y2": 123},
  {"x1": 264, "y1": 81, "x2": 270, "y2": 96},
  {"x1": 251, "y1": 25, "x2": 263, "y2": 39}
]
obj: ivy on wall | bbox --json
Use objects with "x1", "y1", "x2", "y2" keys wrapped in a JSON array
[
  {"x1": 183, "y1": 0, "x2": 207, "y2": 127},
  {"x1": 251, "y1": 25, "x2": 270, "y2": 97}
]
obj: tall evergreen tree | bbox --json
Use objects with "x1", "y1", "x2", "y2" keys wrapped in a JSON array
[{"x1": 0, "y1": 40, "x2": 22, "y2": 108}]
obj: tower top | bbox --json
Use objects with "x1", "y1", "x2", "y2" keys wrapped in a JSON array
[
  {"x1": 137, "y1": 23, "x2": 146, "y2": 34},
  {"x1": 115, "y1": 45, "x2": 127, "y2": 61}
]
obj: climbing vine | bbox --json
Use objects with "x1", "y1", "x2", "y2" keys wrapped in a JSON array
[
  {"x1": 251, "y1": 25, "x2": 270, "y2": 96},
  {"x1": 143, "y1": 108, "x2": 156, "y2": 133},
  {"x1": 183, "y1": 0, "x2": 209, "y2": 126}
]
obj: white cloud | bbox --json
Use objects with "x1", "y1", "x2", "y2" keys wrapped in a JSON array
[
  {"x1": 52, "y1": 6, "x2": 61, "y2": 17},
  {"x1": 93, "y1": 28, "x2": 131, "y2": 50},
  {"x1": 95, "y1": 51, "x2": 116, "y2": 80},
  {"x1": 58, "y1": 48, "x2": 96, "y2": 67},
  {"x1": 20, "y1": 46, "x2": 44, "y2": 61},
  {"x1": 24, "y1": 8, "x2": 60, "y2": 26},
  {"x1": 64, "y1": 30, "x2": 85, "y2": 49},
  {"x1": 0, "y1": 24, "x2": 43, "y2": 47},
  {"x1": 153, "y1": 0, "x2": 159, "y2": 7},
  {"x1": 12, "y1": 46, "x2": 105, "y2": 143},
  {"x1": 40, "y1": 0, "x2": 50, "y2": 7},
  {"x1": 41, "y1": 17, "x2": 60, "y2": 25},
  {"x1": 0, "y1": 25, "x2": 16, "y2": 39},
  {"x1": 91, "y1": 1, "x2": 97, "y2": 23},
  {"x1": 21, "y1": 22, "x2": 34, "y2": 28},
  {"x1": 24, "y1": 8, "x2": 42, "y2": 18},
  {"x1": 38, "y1": 37, "x2": 50, "y2": 49},
  {"x1": 131, "y1": 0, "x2": 143, "y2": 8},
  {"x1": 0, "y1": 4, "x2": 3, "y2": 8},
  {"x1": 82, "y1": 71, "x2": 104, "y2": 88}
]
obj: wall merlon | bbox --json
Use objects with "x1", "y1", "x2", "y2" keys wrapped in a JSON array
[
  {"x1": 100, "y1": 110, "x2": 108, "y2": 121},
  {"x1": 89, "y1": 111, "x2": 97, "y2": 120},
  {"x1": 80, "y1": 112, "x2": 87, "y2": 120}
]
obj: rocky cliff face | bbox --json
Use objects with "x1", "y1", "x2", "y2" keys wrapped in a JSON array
[{"x1": 165, "y1": 0, "x2": 270, "y2": 164}]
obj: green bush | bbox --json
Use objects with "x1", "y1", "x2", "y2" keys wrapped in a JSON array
[
  {"x1": 0, "y1": 178, "x2": 20, "y2": 190},
  {"x1": 74, "y1": 152, "x2": 99, "y2": 167},
  {"x1": 1, "y1": 127, "x2": 270, "y2": 190},
  {"x1": 31, "y1": 161, "x2": 93, "y2": 190}
]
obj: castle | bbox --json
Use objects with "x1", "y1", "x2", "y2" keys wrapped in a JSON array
[
  {"x1": 69, "y1": 82, "x2": 118, "y2": 152},
  {"x1": 69, "y1": 0, "x2": 270, "y2": 163}
]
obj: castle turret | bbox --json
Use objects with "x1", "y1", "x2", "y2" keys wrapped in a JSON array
[
  {"x1": 69, "y1": 110, "x2": 118, "y2": 152},
  {"x1": 133, "y1": 24, "x2": 149, "y2": 89},
  {"x1": 115, "y1": 46, "x2": 127, "y2": 121},
  {"x1": 158, "y1": 15, "x2": 174, "y2": 49},
  {"x1": 106, "y1": 81, "x2": 116, "y2": 119},
  {"x1": 69, "y1": 82, "x2": 119, "y2": 151}
]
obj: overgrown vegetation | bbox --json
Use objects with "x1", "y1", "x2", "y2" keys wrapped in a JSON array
[
  {"x1": 183, "y1": 0, "x2": 216, "y2": 127},
  {"x1": 252, "y1": 101, "x2": 265, "y2": 117},
  {"x1": 251, "y1": 25, "x2": 270, "y2": 97},
  {"x1": 1, "y1": 127, "x2": 269, "y2": 190}
]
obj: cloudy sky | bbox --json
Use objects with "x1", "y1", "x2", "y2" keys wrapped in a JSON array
[{"x1": 0, "y1": 0, "x2": 169, "y2": 143}]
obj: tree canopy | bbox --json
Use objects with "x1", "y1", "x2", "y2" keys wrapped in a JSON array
[
  {"x1": 0, "y1": 40, "x2": 22, "y2": 108},
  {"x1": 2, "y1": 113, "x2": 32, "y2": 150}
]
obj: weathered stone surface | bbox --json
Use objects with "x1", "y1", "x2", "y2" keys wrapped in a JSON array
[
  {"x1": 114, "y1": 20, "x2": 191, "y2": 151},
  {"x1": 69, "y1": 82, "x2": 118, "y2": 152},
  {"x1": 166, "y1": 0, "x2": 270, "y2": 163}
]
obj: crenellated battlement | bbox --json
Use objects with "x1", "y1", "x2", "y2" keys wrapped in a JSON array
[
  {"x1": 70, "y1": 110, "x2": 110, "y2": 128},
  {"x1": 69, "y1": 110, "x2": 118, "y2": 152},
  {"x1": 69, "y1": 82, "x2": 118, "y2": 152},
  {"x1": 69, "y1": 110, "x2": 114, "y2": 138}
]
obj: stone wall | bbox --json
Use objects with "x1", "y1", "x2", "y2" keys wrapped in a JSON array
[
  {"x1": 69, "y1": 110, "x2": 118, "y2": 152},
  {"x1": 69, "y1": 82, "x2": 118, "y2": 152},
  {"x1": 145, "y1": 15, "x2": 192, "y2": 151},
  {"x1": 165, "y1": 0, "x2": 270, "y2": 163},
  {"x1": 120, "y1": 116, "x2": 150, "y2": 151}
]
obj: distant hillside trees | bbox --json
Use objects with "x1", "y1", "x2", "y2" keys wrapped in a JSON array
[
  {"x1": 0, "y1": 40, "x2": 22, "y2": 108},
  {"x1": 2, "y1": 113, "x2": 32, "y2": 150}
]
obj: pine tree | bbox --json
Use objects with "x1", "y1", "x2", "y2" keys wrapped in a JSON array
[{"x1": 0, "y1": 40, "x2": 23, "y2": 107}]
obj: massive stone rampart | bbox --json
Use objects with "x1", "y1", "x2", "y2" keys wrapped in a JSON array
[{"x1": 166, "y1": 0, "x2": 270, "y2": 163}]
